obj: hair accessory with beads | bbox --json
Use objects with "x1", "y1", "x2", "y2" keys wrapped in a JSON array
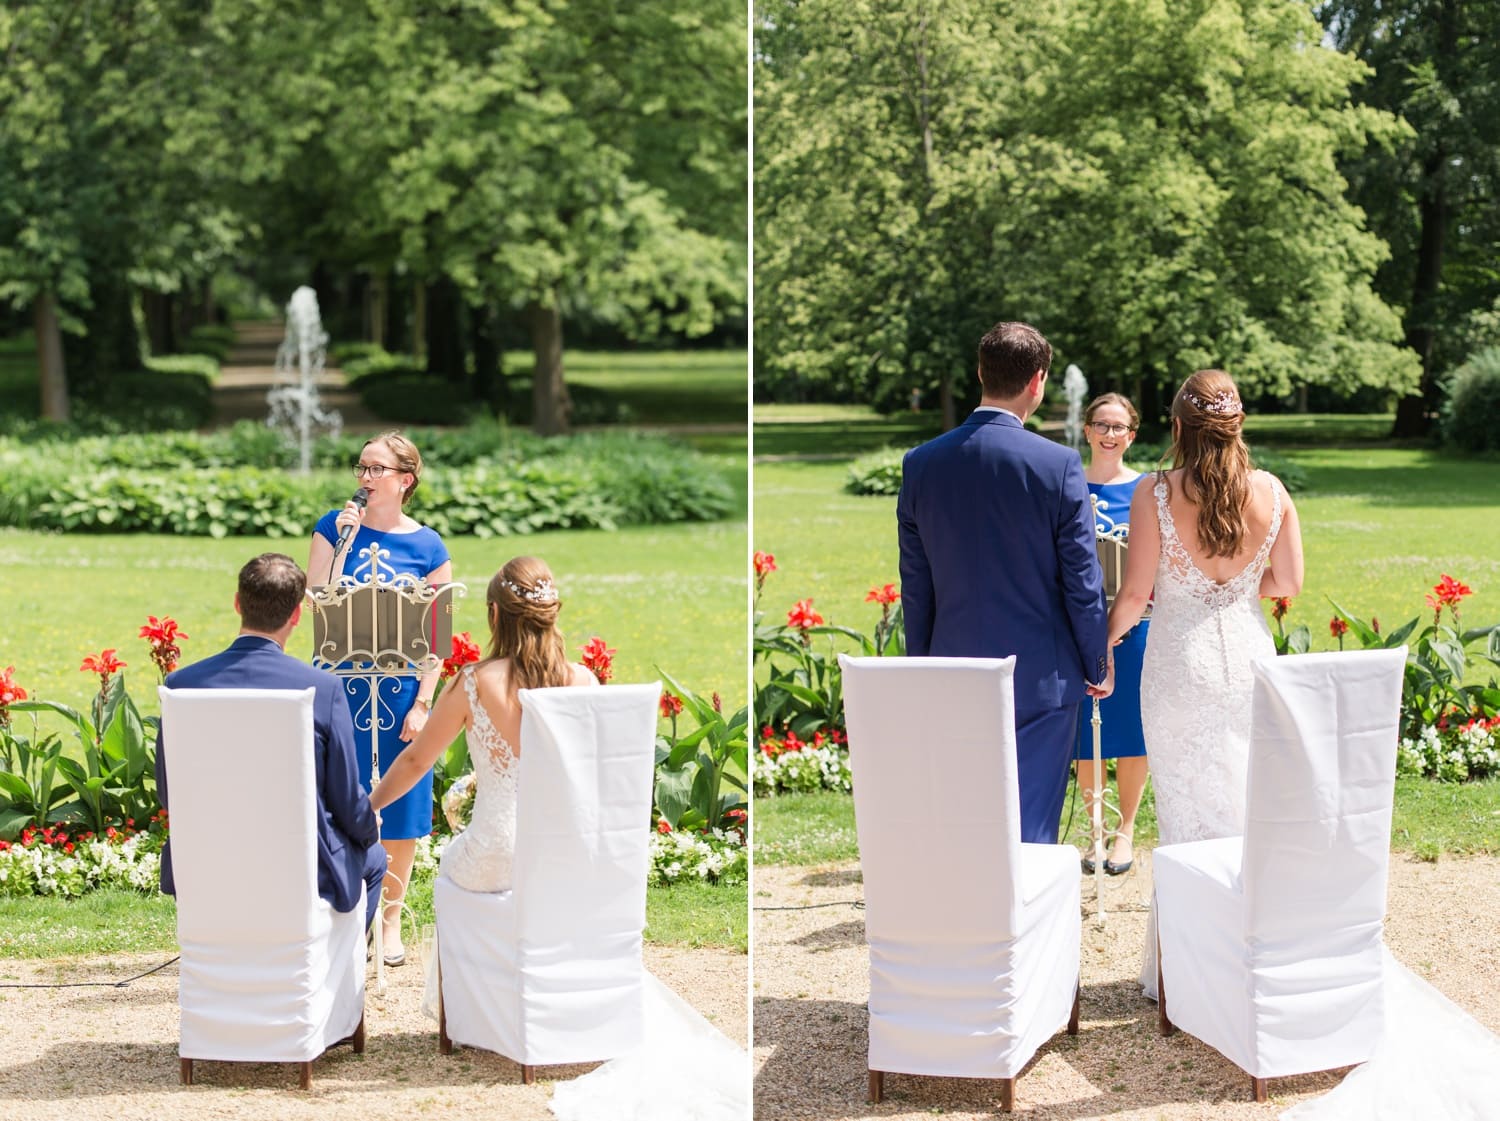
[
  {"x1": 1182, "y1": 390, "x2": 1243, "y2": 417},
  {"x1": 500, "y1": 577, "x2": 558, "y2": 604}
]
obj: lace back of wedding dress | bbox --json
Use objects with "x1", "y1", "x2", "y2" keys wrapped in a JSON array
[
  {"x1": 437, "y1": 666, "x2": 519, "y2": 893},
  {"x1": 1139, "y1": 472, "x2": 1282, "y2": 847}
]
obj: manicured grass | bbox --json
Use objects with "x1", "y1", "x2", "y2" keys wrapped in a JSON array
[
  {"x1": 0, "y1": 890, "x2": 178, "y2": 959},
  {"x1": 752, "y1": 403, "x2": 941, "y2": 459},
  {"x1": 752, "y1": 450, "x2": 1500, "y2": 656},
  {"x1": 509, "y1": 349, "x2": 747, "y2": 427},
  {"x1": 0, "y1": 517, "x2": 748, "y2": 718},
  {"x1": 754, "y1": 777, "x2": 1500, "y2": 867},
  {"x1": 0, "y1": 872, "x2": 748, "y2": 958},
  {"x1": 1243, "y1": 412, "x2": 1399, "y2": 445}
]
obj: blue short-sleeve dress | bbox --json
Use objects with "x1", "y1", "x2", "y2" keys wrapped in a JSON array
[
  {"x1": 314, "y1": 510, "x2": 451, "y2": 838},
  {"x1": 1072, "y1": 476, "x2": 1149, "y2": 761}
]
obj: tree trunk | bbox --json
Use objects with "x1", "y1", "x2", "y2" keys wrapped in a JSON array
[
  {"x1": 36, "y1": 293, "x2": 70, "y2": 423},
  {"x1": 471, "y1": 302, "x2": 505, "y2": 414},
  {"x1": 412, "y1": 282, "x2": 427, "y2": 366},
  {"x1": 368, "y1": 271, "x2": 388, "y2": 349},
  {"x1": 524, "y1": 297, "x2": 570, "y2": 436},
  {"x1": 141, "y1": 290, "x2": 177, "y2": 355},
  {"x1": 425, "y1": 277, "x2": 466, "y2": 383},
  {"x1": 1392, "y1": 0, "x2": 1456, "y2": 439}
]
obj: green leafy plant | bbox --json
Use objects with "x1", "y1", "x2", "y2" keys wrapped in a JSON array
[
  {"x1": 1331, "y1": 574, "x2": 1500, "y2": 753},
  {"x1": 652, "y1": 672, "x2": 748, "y2": 833}
]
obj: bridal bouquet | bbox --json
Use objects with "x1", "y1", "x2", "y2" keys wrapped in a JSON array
[{"x1": 442, "y1": 772, "x2": 476, "y2": 833}]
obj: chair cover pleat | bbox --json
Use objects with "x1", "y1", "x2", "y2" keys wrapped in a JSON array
[
  {"x1": 437, "y1": 682, "x2": 659, "y2": 1065},
  {"x1": 841, "y1": 655, "x2": 1080, "y2": 1081},
  {"x1": 1154, "y1": 648, "x2": 1406, "y2": 1078},
  {"x1": 161, "y1": 687, "x2": 364, "y2": 1064}
]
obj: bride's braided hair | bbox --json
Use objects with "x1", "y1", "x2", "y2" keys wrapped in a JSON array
[
  {"x1": 1165, "y1": 370, "x2": 1251, "y2": 558},
  {"x1": 485, "y1": 556, "x2": 571, "y2": 694}
]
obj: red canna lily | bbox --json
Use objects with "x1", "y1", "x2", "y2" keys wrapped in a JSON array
[
  {"x1": 865, "y1": 583, "x2": 900, "y2": 607},
  {"x1": 580, "y1": 637, "x2": 617, "y2": 684},
  {"x1": 753, "y1": 550, "x2": 778, "y2": 593},
  {"x1": 1270, "y1": 597, "x2": 1291, "y2": 622},
  {"x1": 656, "y1": 819, "x2": 672, "y2": 834},
  {"x1": 1426, "y1": 574, "x2": 1474, "y2": 626},
  {"x1": 786, "y1": 598, "x2": 824, "y2": 631},
  {"x1": 139, "y1": 615, "x2": 189, "y2": 679},
  {"x1": 659, "y1": 693, "x2": 684, "y2": 718},
  {"x1": 80, "y1": 649, "x2": 126, "y2": 676},
  {"x1": 442, "y1": 631, "x2": 482, "y2": 679}
]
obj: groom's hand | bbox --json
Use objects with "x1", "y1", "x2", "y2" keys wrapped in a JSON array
[{"x1": 1086, "y1": 654, "x2": 1115, "y2": 699}]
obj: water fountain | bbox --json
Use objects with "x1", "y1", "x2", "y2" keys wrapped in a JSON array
[
  {"x1": 1062, "y1": 363, "x2": 1088, "y2": 451},
  {"x1": 268, "y1": 286, "x2": 341, "y2": 473}
]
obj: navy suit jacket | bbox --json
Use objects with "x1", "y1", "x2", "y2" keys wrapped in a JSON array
[
  {"x1": 897, "y1": 409, "x2": 1109, "y2": 713},
  {"x1": 155, "y1": 636, "x2": 379, "y2": 915}
]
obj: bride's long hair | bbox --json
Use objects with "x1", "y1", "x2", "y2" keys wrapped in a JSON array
[
  {"x1": 485, "y1": 556, "x2": 572, "y2": 693},
  {"x1": 1165, "y1": 370, "x2": 1251, "y2": 558}
]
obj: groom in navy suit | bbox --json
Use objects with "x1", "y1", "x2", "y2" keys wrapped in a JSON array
[
  {"x1": 155, "y1": 553, "x2": 385, "y2": 929},
  {"x1": 898, "y1": 322, "x2": 1111, "y2": 843}
]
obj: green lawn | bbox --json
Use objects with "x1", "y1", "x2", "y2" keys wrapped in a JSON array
[
  {"x1": 755, "y1": 778, "x2": 1500, "y2": 867},
  {"x1": 0, "y1": 517, "x2": 747, "y2": 718},
  {"x1": 511, "y1": 349, "x2": 747, "y2": 427},
  {"x1": 0, "y1": 876, "x2": 748, "y2": 958},
  {"x1": 752, "y1": 449, "x2": 1500, "y2": 649}
]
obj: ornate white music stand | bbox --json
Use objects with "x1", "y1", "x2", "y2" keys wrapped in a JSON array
[
  {"x1": 306, "y1": 542, "x2": 465, "y2": 991},
  {"x1": 1077, "y1": 497, "x2": 1146, "y2": 927}
]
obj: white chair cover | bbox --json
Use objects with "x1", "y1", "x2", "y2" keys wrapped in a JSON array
[
  {"x1": 435, "y1": 682, "x2": 660, "y2": 1065},
  {"x1": 160, "y1": 687, "x2": 364, "y2": 1064},
  {"x1": 840, "y1": 655, "x2": 1080, "y2": 1082},
  {"x1": 1153, "y1": 647, "x2": 1407, "y2": 1080}
]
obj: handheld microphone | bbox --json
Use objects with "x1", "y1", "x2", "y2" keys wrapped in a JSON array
[{"x1": 334, "y1": 487, "x2": 369, "y2": 553}]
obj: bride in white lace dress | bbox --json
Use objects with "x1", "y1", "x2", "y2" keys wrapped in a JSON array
[
  {"x1": 1106, "y1": 372, "x2": 1500, "y2": 1118},
  {"x1": 1103, "y1": 370, "x2": 1304, "y2": 998},
  {"x1": 369, "y1": 556, "x2": 749, "y2": 1121},
  {"x1": 371, "y1": 555, "x2": 596, "y2": 896}
]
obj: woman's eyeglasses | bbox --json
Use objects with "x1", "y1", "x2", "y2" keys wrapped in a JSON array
[
  {"x1": 1088, "y1": 422, "x2": 1133, "y2": 437},
  {"x1": 352, "y1": 463, "x2": 400, "y2": 479}
]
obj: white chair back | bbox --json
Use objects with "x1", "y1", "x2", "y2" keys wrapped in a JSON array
[
  {"x1": 513, "y1": 682, "x2": 660, "y2": 943},
  {"x1": 160, "y1": 685, "x2": 364, "y2": 1067},
  {"x1": 161, "y1": 687, "x2": 319, "y2": 943},
  {"x1": 1241, "y1": 648, "x2": 1407, "y2": 944},
  {"x1": 842, "y1": 655, "x2": 1023, "y2": 942}
]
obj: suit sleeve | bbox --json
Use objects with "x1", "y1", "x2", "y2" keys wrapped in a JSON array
[
  {"x1": 896, "y1": 451, "x2": 934, "y2": 657},
  {"x1": 323, "y1": 681, "x2": 379, "y2": 849},
  {"x1": 1057, "y1": 454, "x2": 1109, "y2": 683}
]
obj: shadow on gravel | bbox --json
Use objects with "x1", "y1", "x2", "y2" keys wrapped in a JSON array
[
  {"x1": 0, "y1": 1030, "x2": 601, "y2": 1099},
  {"x1": 753, "y1": 983, "x2": 1347, "y2": 1119}
]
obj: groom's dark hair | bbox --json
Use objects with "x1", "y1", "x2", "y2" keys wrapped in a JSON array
[
  {"x1": 237, "y1": 553, "x2": 306, "y2": 633},
  {"x1": 978, "y1": 322, "x2": 1052, "y2": 399}
]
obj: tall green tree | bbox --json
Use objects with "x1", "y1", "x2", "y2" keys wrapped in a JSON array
[
  {"x1": 756, "y1": 0, "x2": 1420, "y2": 420},
  {"x1": 1319, "y1": 0, "x2": 1500, "y2": 435}
]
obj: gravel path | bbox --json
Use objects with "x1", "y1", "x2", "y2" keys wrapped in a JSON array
[
  {"x1": 0, "y1": 943, "x2": 746, "y2": 1120},
  {"x1": 753, "y1": 851, "x2": 1500, "y2": 1119}
]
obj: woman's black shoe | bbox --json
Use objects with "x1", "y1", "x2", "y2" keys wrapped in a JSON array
[{"x1": 1103, "y1": 858, "x2": 1133, "y2": 875}]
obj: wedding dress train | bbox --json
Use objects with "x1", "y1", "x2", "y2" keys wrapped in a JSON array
[
  {"x1": 1136, "y1": 476, "x2": 1500, "y2": 1117},
  {"x1": 1279, "y1": 949, "x2": 1500, "y2": 1121},
  {"x1": 424, "y1": 666, "x2": 748, "y2": 1121}
]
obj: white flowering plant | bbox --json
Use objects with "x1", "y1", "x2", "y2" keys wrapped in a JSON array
[
  {"x1": 753, "y1": 726, "x2": 851, "y2": 796},
  {"x1": 1398, "y1": 715, "x2": 1500, "y2": 782},
  {"x1": 648, "y1": 825, "x2": 747, "y2": 886},
  {"x1": 0, "y1": 822, "x2": 165, "y2": 898}
]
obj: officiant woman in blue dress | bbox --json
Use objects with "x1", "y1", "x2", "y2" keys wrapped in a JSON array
[
  {"x1": 308, "y1": 431, "x2": 452, "y2": 967},
  {"x1": 1072, "y1": 394, "x2": 1149, "y2": 876}
]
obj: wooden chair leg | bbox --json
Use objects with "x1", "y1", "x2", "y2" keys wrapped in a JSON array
[
  {"x1": 437, "y1": 948, "x2": 453, "y2": 1055},
  {"x1": 298, "y1": 1061, "x2": 312, "y2": 1090},
  {"x1": 868, "y1": 1069, "x2": 883, "y2": 1103},
  {"x1": 1156, "y1": 923, "x2": 1174, "y2": 1036},
  {"x1": 180, "y1": 1057, "x2": 193, "y2": 1086},
  {"x1": 1068, "y1": 978, "x2": 1081, "y2": 1035},
  {"x1": 1252, "y1": 1076, "x2": 1268, "y2": 1103},
  {"x1": 522, "y1": 1063, "x2": 536, "y2": 1085},
  {"x1": 352, "y1": 1012, "x2": 366, "y2": 1054},
  {"x1": 999, "y1": 1076, "x2": 1015, "y2": 1113}
]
